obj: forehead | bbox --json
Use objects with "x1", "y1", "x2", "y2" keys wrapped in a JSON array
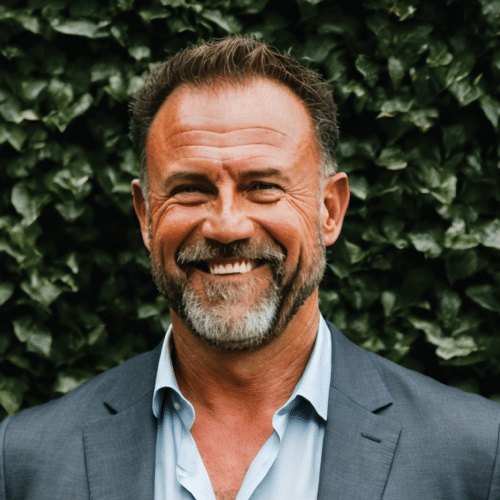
[{"x1": 146, "y1": 77, "x2": 317, "y2": 154}]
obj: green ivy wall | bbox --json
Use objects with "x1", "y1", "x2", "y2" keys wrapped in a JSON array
[{"x1": 1, "y1": 0, "x2": 499, "y2": 419}]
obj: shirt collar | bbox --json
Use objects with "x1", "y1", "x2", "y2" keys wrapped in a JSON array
[{"x1": 152, "y1": 315, "x2": 332, "y2": 421}]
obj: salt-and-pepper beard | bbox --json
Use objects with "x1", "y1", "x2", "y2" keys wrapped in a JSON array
[{"x1": 150, "y1": 231, "x2": 326, "y2": 350}]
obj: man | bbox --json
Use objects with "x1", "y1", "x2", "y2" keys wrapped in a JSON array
[{"x1": 0, "y1": 36, "x2": 499, "y2": 500}]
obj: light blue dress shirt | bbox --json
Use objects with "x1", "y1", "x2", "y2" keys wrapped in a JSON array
[{"x1": 152, "y1": 315, "x2": 332, "y2": 500}]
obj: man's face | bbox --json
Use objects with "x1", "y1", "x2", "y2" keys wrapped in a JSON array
[{"x1": 133, "y1": 77, "x2": 348, "y2": 349}]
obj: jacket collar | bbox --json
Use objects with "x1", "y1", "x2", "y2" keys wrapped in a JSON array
[
  {"x1": 317, "y1": 321, "x2": 401, "y2": 499},
  {"x1": 83, "y1": 341, "x2": 163, "y2": 500}
]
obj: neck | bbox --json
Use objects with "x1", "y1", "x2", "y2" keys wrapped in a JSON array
[{"x1": 170, "y1": 292, "x2": 320, "y2": 417}]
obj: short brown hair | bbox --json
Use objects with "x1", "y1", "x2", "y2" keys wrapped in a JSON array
[{"x1": 130, "y1": 36, "x2": 339, "y2": 196}]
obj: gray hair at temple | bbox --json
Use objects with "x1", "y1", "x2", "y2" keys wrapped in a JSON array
[{"x1": 129, "y1": 36, "x2": 339, "y2": 204}]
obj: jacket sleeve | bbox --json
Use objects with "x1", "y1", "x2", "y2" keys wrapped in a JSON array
[
  {"x1": 0, "y1": 416, "x2": 12, "y2": 500},
  {"x1": 488, "y1": 423, "x2": 500, "y2": 500}
]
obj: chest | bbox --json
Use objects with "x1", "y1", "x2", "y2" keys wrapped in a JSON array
[{"x1": 191, "y1": 418, "x2": 273, "y2": 500}]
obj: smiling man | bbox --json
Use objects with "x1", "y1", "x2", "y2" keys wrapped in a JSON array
[{"x1": 1, "y1": 37, "x2": 499, "y2": 500}]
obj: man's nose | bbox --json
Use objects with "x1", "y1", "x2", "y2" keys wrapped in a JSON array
[{"x1": 201, "y1": 195, "x2": 254, "y2": 244}]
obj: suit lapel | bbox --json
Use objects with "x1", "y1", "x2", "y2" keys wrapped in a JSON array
[
  {"x1": 83, "y1": 342, "x2": 163, "y2": 500},
  {"x1": 318, "y1": 323, "x2": 401, "y2": 500}
]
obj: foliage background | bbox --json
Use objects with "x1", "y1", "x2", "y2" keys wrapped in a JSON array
[{"x1": 1, "y1": 0, "x2": 500, "y2": 419}]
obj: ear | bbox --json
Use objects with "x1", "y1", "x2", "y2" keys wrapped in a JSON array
[
  {"x1": 321, "y1": 172, "x2": 350, "y2": 246},
  {"x1": 132, "y1": 179, "x2": 152, "y2": 251}
]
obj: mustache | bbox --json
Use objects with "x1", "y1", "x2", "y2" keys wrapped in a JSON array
[{"x1": 176, "y1": 240, "x2": 286, "y2": 266}]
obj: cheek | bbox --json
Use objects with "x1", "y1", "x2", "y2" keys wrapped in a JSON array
[
  {"x1": 256, "y1": 207, "x2": 316, "y2": 267},
  {"x1": 151, "y1": 206, "x2": 204, "y2": 258}
]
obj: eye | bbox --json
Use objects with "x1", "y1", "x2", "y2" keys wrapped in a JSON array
[
  {"x1": 246, "y1": 181, "x2": 282, "y2": 203},
  {"x1": 249, "y1": 182, "x2": 279, "y2": 191},
  {"x1": 171, "y1": 185, "x2": 204, "y2": 195},
  {"x1": 169, "y1": 184, "x2": 213, "y2": 204},
  {"x1": 180, "y1": 186, "x2": 201, "y2": 193}
]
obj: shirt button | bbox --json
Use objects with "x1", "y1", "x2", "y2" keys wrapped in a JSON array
[{"x1": 174, "y1": 402, "x2": 181, "y2": 411}]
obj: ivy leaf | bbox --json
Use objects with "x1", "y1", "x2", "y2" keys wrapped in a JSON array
[
  {"x1": 465, "y1": 285, "x2": 500, "y2": 313},
  {"x1": 444, "y1": 219, "x2": 480, "y2": 250},
  {"x1": 13, "y1": 317, "x2": 52, "y2": 357},
  {"x1": 20, "y1": 269, "x2": 64, "y2": 308},
  {"x1": 388, "y1": 56, "x2": 405, "y2": 87},
  {"x1": 480, "y1": 95, "x2": 500, "y2": 130},
  {"x1": 51, "y1": 19, "x2": 100, "y2": 38},
  {"x1": 449, "y1": 79, "x2": 482, "y2": 106},
  {"x1": 474, "y1": 219, "x2": 500, "y2": 250},
  {"x1": 53, "y1": 373, "x2": 90, "y2": 394},
  {"x1": 11, "y1": 183, "x2": 50, "y2": 225},
  {"x1": 0, "y1": 282, "x2": 14, "y2": 306},
  {"x1": 202, "y1": 10, "x2": 241, "y2": 32},
  {"x1": 355, "y1": 54, "x2": 379, "y2": 87},
  {"x1": 408, "y1": 232, "x2": 442, "y2": 258}
]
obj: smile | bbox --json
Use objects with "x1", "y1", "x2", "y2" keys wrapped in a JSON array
[
  {"x1": 208, "y1": 259, "x2": 255, "y2": 275},
  {"x1": 184, "y1": 258, "x2": 260, "y2": 275}
]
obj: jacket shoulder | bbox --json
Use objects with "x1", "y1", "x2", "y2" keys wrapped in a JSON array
[{"x1": 10, "y1": 344, "x2": 161, "y2": 425}]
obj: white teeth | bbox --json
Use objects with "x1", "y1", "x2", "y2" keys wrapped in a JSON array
[{"x1": 208, "y1": 260, "x2": 255, "y2": 275}]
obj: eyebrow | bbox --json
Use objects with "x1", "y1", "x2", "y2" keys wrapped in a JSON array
[
  {"x1": 238, "y1": 167, "x2": 286, "y2": 180},
  {"x1": 165, "y1": 167, "x2": 287, "y2": 187},
  {"x1": 164, "y1": 172, "x2": 211, "y2": 187}
]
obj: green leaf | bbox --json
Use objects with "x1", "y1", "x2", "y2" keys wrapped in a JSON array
[
  {"x1": 480, "y1": 95, "x2": 500, "y2": 130},
  {"x1": 0, "y1": 390, "x2": 23, "y2": 416},
  {"x1": 0, "y1": 95, "x2": 22, "y2": 123},
  {"x1": 445, "y1": 249, "x2": 479, "y2": 283},
  {"x1": 46, "y1": 79, "x2": 73, "y2": 110},
  {"x1": 0, "y1": 282, "x2": 14, "y2": 306},
  {"x1": 344, "y1": 240, "x2": 369, "y2": 264},
  {"x1": 403, "y1": 109, "x2": 439, "y2": 132},
  {"x1": 201, "y1": 10, "x2": 241, "y2": 32},
  {"x1": 407, "y1": 316, "x2": 478, "y2": 360},
  {"x1": 408, "y1": 232, "x2": 442, "y2": 257},
  {"x1": 88, "y1": 323, "x2": 106, "y2": 345},
  {"x1": 138, "y1": 7, "x2": 171, "y2": 21},
  {"x1": 53, "y1": 373, "x2": 90, "y2": 394},
  {"x1": 13, "y1": 317, "x2": 52, "y2": 357},
  {"x1": 0, "y1": 124, "x2": 27, "y2": 151},
  {"x1": 465, "y1": 285, "x2": 500, "y2": 312},
  {"x1": 444, "y1": 219, "x2": 480, "y2": 250},
  {"x1": 348, "y1": 175, "x2": 369, "y2": 200},
  {"x1": 429, "y1": 174, "x2": 457, "y2": 205},
  {"x1": 449, "y1": 80, "x2": 482, "y2": 106},
  {"x1": 437, "y1": 289, "x2": 462, "y2": 327},
  {"x1": 13, "y1": 12, "x2": 42, "y2": 34},
  {"x1": 51, "y1": 19, "x2": 100, "y2": 38},
  {"x1": 20, "y1": 269, "x2": 63, "y2": 307},
  {"x1": 474, "y1": 219, "x2": 500, "y2": 250},
  {"x1": 435, "y1": 336, "x2": 479, "y2": 361},
  {"x1": 376, "y1": 146, "x2": 407, "y2": 169},
  {"x1": 388, "y1": 56, "x2": 405, "y2": 87},
  {"x1": 381, "y1": 290, "x2": 397, "y2": 316},
  {"x1": 302, "y1": 35, "x2": 337, "y2": 63},
  {"x1": 407, "y1": 316, "x2": 443, "y2": 343},
  {"x1": 379, "y1": 96, "x2": 414, "y2": 115},
  {"x1": 11, "y1": 183, "x2": 50, "y2": 225},
  {"x1": 355, "y1": 54, "x2": 379, "y2": 87},
  {"x1": 426, "y1": 40, "x2": 453, "y2": 67},
  {"x1": 381, "y1": 215, "x2": 405, "y2": 242},
  {"x1": 128, "y1": 45, "x2": 151, "y2": 60}
]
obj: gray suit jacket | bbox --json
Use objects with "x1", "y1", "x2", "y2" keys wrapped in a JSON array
[{"x1": 1, "y1": 322, "x2": 499, "y2": 499}]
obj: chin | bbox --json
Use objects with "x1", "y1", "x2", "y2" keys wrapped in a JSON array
[{"x1": 176, "y1": 272, "x2": 282, "y2": 350}]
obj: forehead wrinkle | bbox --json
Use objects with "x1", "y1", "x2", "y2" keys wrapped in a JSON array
[
  {"x1": 149, "y1": 143, "x2": 289, "y2": 166},
  {"x1": 158, "y1": 127, "x2": 289, "y2": 151}
]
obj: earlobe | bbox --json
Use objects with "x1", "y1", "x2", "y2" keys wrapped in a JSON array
[
  {"x1": 131, "y1": 179, "x2": 152, "y2": 251},
  {"x1": 322, "y1": 172, "x2": 350, "y2": 246}
]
